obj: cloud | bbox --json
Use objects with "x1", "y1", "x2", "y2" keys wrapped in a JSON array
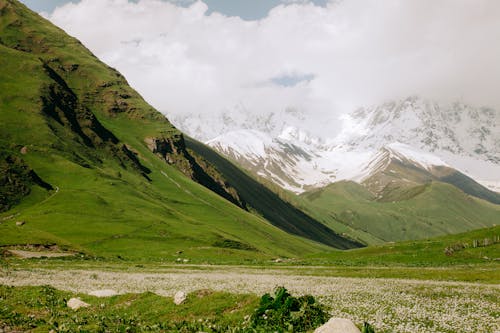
[{"x1": 47, "y1": 0, "x2": 500, "y2": 139}]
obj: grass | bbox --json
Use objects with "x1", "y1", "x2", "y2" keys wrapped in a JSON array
[
  {"x1": 0, "y1": 285, "x2": 261, "y2": 332},
  {"x1": 0, "y1": 267, "x2": 497, "y2": 332},
  {"x1": 0, "y1": 285, "x2": 336, "y2": 333},
  {"x1": 295, "y1": 180, "x2": 500, "y2": 245},
  {"x1": 0, "y1": 0, "x2": 336, "y2": 262},
  {"x1": 1, "y1": 225, "x2": 498, "y2": 283},
  {"x1": 302, "y1": 225, "x2": 500, "y2": 282}
]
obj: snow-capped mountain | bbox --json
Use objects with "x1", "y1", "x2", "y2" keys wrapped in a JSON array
[
  {"x1": 169, "y1": 96, "x2": 500, "y2": 194},
  {"x1": 340, "y1": 96, "x2": 499, "y2": 162}
]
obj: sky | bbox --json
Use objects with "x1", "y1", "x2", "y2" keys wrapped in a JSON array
[
  {"x1": 20, "y1": 0, "x2": 329, "y2": 21},
  {"x1": 20, "y1": 0, "x2": 500, "y2": 138}
]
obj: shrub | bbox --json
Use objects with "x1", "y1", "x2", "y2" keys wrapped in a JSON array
[
  {"x1": 250, "y1": 286, "x2": 328, "y2": 332},
  {"x1": 362, "y1": 321, "x2": 376, "y2": 333}
]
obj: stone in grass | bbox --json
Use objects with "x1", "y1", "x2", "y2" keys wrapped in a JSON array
[
  {"x1": 16, "y1": 221, "x2": 25, "y2": 226},
  {"x1": 88, "y1": 289, "x2": 117, "y2": 297},
  {"x1": 314, "y1": 318, "x2": 361, "y2": 333},
  {"x1": 67, "y1": 298, "x2": 90, "y2": 310},
  {"x1": 174, "y1": 291, "x2": 187, "y2": 305}
]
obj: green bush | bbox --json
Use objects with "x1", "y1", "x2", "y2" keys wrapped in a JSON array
[
  {"x1": 362, "y1": 321, "x2": 376, "y2": 333},
  {"x1": 250, "y1": 286, "x2": 328, "y2": 332}
]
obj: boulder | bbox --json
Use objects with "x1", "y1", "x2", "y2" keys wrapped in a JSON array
[
  {"x1": 88, "y1": 289, "x2": 117, "y2": 297},
  {"x1": 174, "y1": 291, "x2": 187, "y2": 305},
  {"x1": 16, "y1": 221, "x2": 25, "y2": 226},
  {"x1": 314, "y1": 318, "x2": 361, "y2": 333},
  {"x1": 67, "y1": 298, "x2": 90, "y2": 310}
]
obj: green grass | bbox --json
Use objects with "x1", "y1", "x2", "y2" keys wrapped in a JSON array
[
  {"x1": 295, "y1": 181, "x2": 500, "y2": 244},
  {"x1": 305, "y1": 225, "x2": 500, "y2": 273},
  {"x1": 2, "y1": 226, "x2": 498, "y2": 283},
  {"x1": 0, "y1": 285, "x2": 261, "y2": 332},
  {"x1": 0, "y1": 0, "x2": 332, "y2": 262}
]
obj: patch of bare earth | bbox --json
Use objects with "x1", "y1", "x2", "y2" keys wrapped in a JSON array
[{"x1": 6, "y1": 250, "x2": 75, "y2": 259}]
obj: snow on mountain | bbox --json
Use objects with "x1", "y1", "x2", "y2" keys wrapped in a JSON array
[
  {"x1": 206, "y1": 129, "x2": 332, "y2": 193},
  {"x1": 170, "y1": 96, "x2": 500, "y2": 194},
  {"x1": 338, "y1": 96, "x2": 500, "y2": 189},
  {"x1": 206, "y1": 131, "x2": 439, "y2": 193}
]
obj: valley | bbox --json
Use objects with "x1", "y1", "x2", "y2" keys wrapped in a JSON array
[{"x1": 1, "y1": 0, "x2": 499, "y2": 332}]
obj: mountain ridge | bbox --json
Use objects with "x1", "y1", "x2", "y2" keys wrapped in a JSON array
[{"x1": 179, "y1": 96, "x2": 500, "y2": 196}]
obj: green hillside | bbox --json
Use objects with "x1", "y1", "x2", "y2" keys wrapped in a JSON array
[
  {"x1": 297, "y1": 180, "x2": 500, "y2": 244},
  {"x1": 307, "y1": 225, "x2": 500, "y2": 268},
  {"x1": 0, "y1": 0, "x2": 345, "y2": 261}
]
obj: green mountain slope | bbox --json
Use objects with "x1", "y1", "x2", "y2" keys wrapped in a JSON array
[
  {"x1": 0, "y1": 0, "x2": 346, "y2": 261},
  {"x1": 297, "y1": 180, "x2": 500, "y2": 244},
  {"x1": 185, "y1": 138, "x2": 362, "y2": 249},
  {"x1": 433, "y1": 166, "x2": 500, "y2": 204},
  {"x1": 307, "y1": 225, "x2": 500, "y2": 268}
]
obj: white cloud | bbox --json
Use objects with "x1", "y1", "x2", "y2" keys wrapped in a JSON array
[{"x1": 47, "y1": 0, "x2": 500, "y2": 139}]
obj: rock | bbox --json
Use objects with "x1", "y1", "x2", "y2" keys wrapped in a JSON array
[
  {"x1": 67, "y1": 297, "x2": 90, "y2": 310},
  {"x1": 20, "y1": 146, "x2": 28, "y2": 154},
  {"x1": 314, "y1": 318, "x2": 361, "y2": 333},
  {"x1": 16, "y1": 221, "x2": 25, "y2": 226},
  {"x1": 88, "y1": 289, "x2": 117, "y2": 297},
  {"x1": 174, "y1": 291, "x2": 187, "y2": 305}
]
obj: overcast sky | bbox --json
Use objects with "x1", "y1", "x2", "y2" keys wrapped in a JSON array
[{"x1": 24, "y1": 0, "x2": 500, "y2": 137}]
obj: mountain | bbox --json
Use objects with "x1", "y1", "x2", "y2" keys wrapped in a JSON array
[
  {"x1": 295, "y1": 180, "x2": 500, "y2": 244},
  {"x1": 0, "y1": 0, "x2": 362, "y2": 260},
  {"x1": 341, "y1": 96, "x2": 500, "y2": 189},
  {"x1": 357, "y1": 142, "x2": 500, "y2": 204},
  {"x1": 171, "y1": 94, "x2": 500, "y2": 244},
  {"x1": 178, "y1": 96, "x2": 500, "y2": 197},
  {"x1": 185, "y1": 137, "x2": 362, "y2": 249}
]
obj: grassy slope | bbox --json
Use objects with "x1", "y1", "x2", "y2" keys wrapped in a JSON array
[
  {"x1": 306, "y1": 225, "x2": 500, "y2": 269},
  {"x1": 2, "y1": 226, "x2": 498, "y2": 283},
  {"x1": 0, "y1": 0, "x2": 332, "y2": 261},
  {"x1": 296, "y1": 181, "x2": 500, "y2": 244}
]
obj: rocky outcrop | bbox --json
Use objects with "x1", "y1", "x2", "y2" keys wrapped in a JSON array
[
  {"x1": 173, "y1": 291, "x2": 186, "y2": 305},
  {"x1": 67, "y1": 298, "x2": 90, "y2": 310},
  {"x1": 40, "y1": 60, "x2": 152, "y2": 179},
  {"x1": 145, "y1": 135, "x2": 245, "y2": 208},
  {"x1": 0, "y1": 152, "x2": 53, "y2": 212}
]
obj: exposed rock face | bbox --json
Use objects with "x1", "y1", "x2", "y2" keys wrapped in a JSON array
[
  {"x1": 0, "y1": 152, "x2": 53, "y2": 212},
  {"x1": 173, "y1": 291, "x2": 186, "y2": 305},
  {"x1": 145, "y1": 135, "x2": 245, "y2": 208},
  {"x1": 67, "y1": 298, "x2": 90, "y2": 310},
  {"x1": 39, "y1": 61, "x2": 152, "y2": 180},
  {"x1": 314, "y1": 318, "x2": 361, "y2": 333}
]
